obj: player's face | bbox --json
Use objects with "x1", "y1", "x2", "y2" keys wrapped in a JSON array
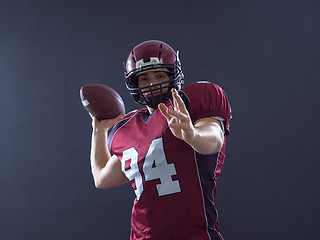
[{"x1": 137, "y1": 71, "x2": 170, "y2": 97}]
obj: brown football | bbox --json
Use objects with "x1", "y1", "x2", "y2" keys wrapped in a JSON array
[{"x1": 80, "y1": 84, "x2": 125, "y2": 120}]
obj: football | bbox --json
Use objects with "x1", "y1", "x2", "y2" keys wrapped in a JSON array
[{"x1": 80, "y1": 84, "x2": 125, "y2": 120}]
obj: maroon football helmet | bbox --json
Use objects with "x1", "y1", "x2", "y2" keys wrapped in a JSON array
[{"x1": 124, "y1": 40, "x2": 184, "y2": 109}]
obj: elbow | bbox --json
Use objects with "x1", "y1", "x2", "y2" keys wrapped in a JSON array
[
  {"x1": 93, "y1": 177, "x2": 103, "y2": 189},
  {"x1": 211, "y1": 134, "x2": 224, "y2": 154},
  {"x1": 92, "y1": 173, "x2": 108, "y2": 189},
  {"x1": 93, "y1": 173, "x2": 118, "y2": 189},
  {"x1": 203, "y1": 144, "x2": 222, "y2": 155},
  {"x1": 190, "y1": 135, "x2": 224, "y2": 155},
  {"x1": 94, "y1": 179, "x2": 104, "y2": 189},
  {"x1": 204, "y1": 135, "x2": 224, "y2": 155},
  {"x1": 215, "y1": 137, "x2": 224, "y2": 153},
  {"x1": 94, "y1": 178, "x2": 109, "y2": 189}
]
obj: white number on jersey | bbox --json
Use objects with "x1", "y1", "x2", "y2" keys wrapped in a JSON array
[
  {"x1": 143, "y1": 138, "x2": 181, "y2": 196},
  {"x1": 121, "y1": 138, "x2": 181, "y2": 200},
  {"x1": 121, "y1": 147, "x2": 144, "y2": 200}
]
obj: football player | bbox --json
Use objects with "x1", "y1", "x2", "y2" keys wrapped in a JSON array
[{"x1": 90, "y1": 40, "x2": 232, "y2": 240}]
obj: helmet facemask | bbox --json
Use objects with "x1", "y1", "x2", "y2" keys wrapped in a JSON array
[
  {"x1": 126, "y1": 65, "x2": 183, "y2": 109},
  {"x1": 124, "y1": 40, "x2": 184, "y2": 109}
]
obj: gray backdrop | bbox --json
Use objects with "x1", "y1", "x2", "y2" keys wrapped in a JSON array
[{"x1": 1, "y1": 0, "x2": 319, "y2": 239}]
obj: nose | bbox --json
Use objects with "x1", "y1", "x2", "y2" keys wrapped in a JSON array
[
  {"x1": 149, "y1": 82, "x2": 156, "y2": 89},
  {"x1": 149, "y1": 82, "x2": 160, "y2": 91}
]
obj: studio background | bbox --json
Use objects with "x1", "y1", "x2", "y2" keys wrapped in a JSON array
[{"x1": 1, "y1": 0, "x2": 319, "y2": 239}]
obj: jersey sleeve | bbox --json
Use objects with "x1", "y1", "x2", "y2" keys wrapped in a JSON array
[{"x1": 181, "y1": 81, "x2": 232, "y2": 135}]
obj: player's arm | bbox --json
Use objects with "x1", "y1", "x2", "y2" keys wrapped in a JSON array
[
  {"x1": 159, "y1": 89, "x2": 224, "y2": 155},
  {"x1": 189, "y1": 117, "x2": 224, "y2": 155},
  {"x1": 90, "y1": 114, "x2": 129, "y2": 189}
]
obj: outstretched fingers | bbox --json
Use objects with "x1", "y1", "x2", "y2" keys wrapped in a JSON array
[
  {"x1": 167, "y1": 108, "x2": 188, "y2": 122},
  {"x1": 158, "y1": 103, "x2": 172, "y2": 121},
  {"x1": 172, "y1": 88, "x2": 188, "y2": 114},
  {"x1": 159, "y1": 102, "x2": 188, "y2": 122}
]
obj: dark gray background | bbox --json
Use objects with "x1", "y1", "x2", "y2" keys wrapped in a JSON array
[{"x1": 1, "y1": 0, "x2": 319, "y2": 239}]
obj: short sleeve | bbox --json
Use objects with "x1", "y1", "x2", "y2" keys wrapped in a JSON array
[{"x1": 181, "y1": 81, "x2": 232, "y2": 135}]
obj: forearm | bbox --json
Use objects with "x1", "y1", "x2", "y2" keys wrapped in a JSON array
[
  {"x1": 90, "y1": 129, "x2": 112, "y2": 181},
  {"x1": 186, "y1": 122, "x2": 224, "y2": 155}
]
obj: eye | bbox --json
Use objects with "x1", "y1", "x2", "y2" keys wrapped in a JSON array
[
  {"x1": 138, "y1": 76, "x2": 148, "y2": 82},
  {"x1": 138, "y1": 76, "x2": 150, "y2": 87},
  {"x1": 156, "y1": 73, "x2": 166, "y2": 78}
]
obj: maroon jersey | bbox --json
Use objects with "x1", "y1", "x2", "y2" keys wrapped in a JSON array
[{"x1": 108, "y1": 82, "x2": 232, "y2": 240}]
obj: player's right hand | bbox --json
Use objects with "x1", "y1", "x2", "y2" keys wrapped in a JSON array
[{"x1": 90, "y1": 113, "x2": 124, "y2": 132}]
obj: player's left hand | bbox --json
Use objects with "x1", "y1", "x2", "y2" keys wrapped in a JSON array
[{"x1": 159, "y1": 88, "x2": 196, "y2": 143}]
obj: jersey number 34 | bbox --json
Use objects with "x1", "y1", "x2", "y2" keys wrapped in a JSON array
[{"x1": 121, "y1": 137, "x2": 181, "y2": 200}]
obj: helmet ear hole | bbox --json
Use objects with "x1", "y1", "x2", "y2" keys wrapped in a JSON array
[{"x1": 130, "y1": 76, "x2": 139, "y2": 88}]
